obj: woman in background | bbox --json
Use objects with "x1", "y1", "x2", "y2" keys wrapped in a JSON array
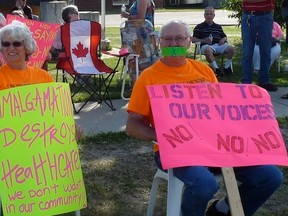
[
  {"x1": 253, "y1": 21, "x2": 283, "y2": 73},
  {"x1": 120, "y1": 0, "x2": 158, "y2": 83},
  {"x1": 121, "y1": 0, "x2": 155, "y2": 28},
  {"x1": 10, "y1": 0, "x2": 33, "y2": 20}
]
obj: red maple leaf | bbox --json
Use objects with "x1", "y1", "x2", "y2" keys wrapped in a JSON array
[{"x1": 72, "y1": 42, "x2": 89, "y2": 62}]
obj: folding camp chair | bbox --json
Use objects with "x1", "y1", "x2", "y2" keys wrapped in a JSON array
[
  {"x1": 56, "y1": 20, "x2": 129, "y2": 113},
  {"x1": 193, "y1": 41, "x2": 234, "y2": 73}
]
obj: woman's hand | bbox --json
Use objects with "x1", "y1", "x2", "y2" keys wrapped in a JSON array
[{"x1": 75, "y1": 124, "x2": 84, "y2": 142}]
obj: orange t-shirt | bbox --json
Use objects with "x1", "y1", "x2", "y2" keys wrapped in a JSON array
[
  {"x1": 127, "y1": 58, "x2": 218, "y2": 151},
  {"x1": 0, "y1": 64, "x2": 54, "y2": 90}
]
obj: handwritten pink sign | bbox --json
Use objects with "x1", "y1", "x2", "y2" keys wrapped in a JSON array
[
  {"x1": 6, "y1": 15, "x2": 60, "y2": 68},
  {"x1": 147, "y1": 83, "x2": 288, "y2": 170}
]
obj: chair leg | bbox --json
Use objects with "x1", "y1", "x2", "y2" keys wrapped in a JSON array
[
  {"x1": 75, "y1": 210, "x2": 81, "y2": 216},
  {"x1": 146, "y1": 175, "x2": 163, "y2": 216},
  {"x1": 121, "y1": 55, "x2": 131, "y2": 100},
  {"x1": 167, "y1": 169, "x2": 183, "y2": 216},
  {"x1": 278, "y1": 55, "x2": 281, "y2": 72}
]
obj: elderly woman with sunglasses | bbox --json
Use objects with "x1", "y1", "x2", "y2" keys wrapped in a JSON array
[
  {"x1": 0, "y1": 20, "x2": 83, "y2": 139},
  {"x1": 0, "y1": 20, "x2": 53, "y2": 90}
]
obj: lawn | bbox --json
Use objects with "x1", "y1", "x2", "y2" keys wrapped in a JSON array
[{"x1": 50, "y1": 26, "x2": 288, "y2": 216}]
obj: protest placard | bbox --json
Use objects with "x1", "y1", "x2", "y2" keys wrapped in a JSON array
[
  {"x1": 0, "y1": 83, "x2": 86, "y2": 215},
  {"x1": 147, "y1": 83, "x2": 288, "y2": 170},
  {"x1": 6, "y1": 15, "x2": 60, "y2": 69}
]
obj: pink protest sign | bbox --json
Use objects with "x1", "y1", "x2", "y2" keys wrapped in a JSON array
[
  {"x1": 147, "y1": 83, "x2": 288, "y2": 170},
  {"x1": 6, "y1": 15, "x2": 60, "y2": 68}
]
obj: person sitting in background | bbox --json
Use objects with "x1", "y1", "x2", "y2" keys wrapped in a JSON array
[
  {"x1": 126, "y1": 19, "x2": 283, "y2": 216},
  {"x1": 10, "y1": 0, "x2": 33, "y2": 20},
  {"x1": 52, "y1": 5, "x2": 91, "y2": 86},
  {"x1": 253, "y1": 21, "x2": 283, "y2": 73},
  {"x1": 53, "y1": 5, "x2": 80, "y2": 50},
  {"x1": 192, "y1": 6, "x2": 234, "y2": 77}
]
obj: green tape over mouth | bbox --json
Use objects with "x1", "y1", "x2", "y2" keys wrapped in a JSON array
[{"x1": 161, "y1": 47, "x2": 187, "y2": 57}]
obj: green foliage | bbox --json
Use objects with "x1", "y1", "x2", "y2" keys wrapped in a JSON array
[{"x1": 222, "y1": 0, "x2": 286, "y2": 27}]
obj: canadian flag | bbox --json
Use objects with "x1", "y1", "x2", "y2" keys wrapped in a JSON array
[{"x1": 65, "y1": 20, "x2": 105, "y2": 74}]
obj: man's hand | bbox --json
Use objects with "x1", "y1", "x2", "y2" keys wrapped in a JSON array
[
  {"x1": 218, "y1": 38, "x2": 226, "y2": 46},
  {"x1": 126, "y1": 112, "x2": 157, "y2": 142},
  {"x1": 203, "y1": 37, "x2": 213, "y2": 44}
]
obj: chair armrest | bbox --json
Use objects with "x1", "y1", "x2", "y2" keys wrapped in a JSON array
[{"x1": 101, "y1": 49, "x2": 130, "y2": 58}]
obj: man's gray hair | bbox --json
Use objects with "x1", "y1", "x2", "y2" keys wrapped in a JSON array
[{"x1": 159, "y1": 20, "x2": 191, "y2": 38}]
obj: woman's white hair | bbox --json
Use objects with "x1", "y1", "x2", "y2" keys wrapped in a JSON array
[{"x1": 0, "y1": 20, "x2": 37, "y2": 57}]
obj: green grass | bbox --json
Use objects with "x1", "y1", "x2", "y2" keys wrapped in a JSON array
[{"x1": 57, "y1": 128, "x2": 288, "y2": 216}]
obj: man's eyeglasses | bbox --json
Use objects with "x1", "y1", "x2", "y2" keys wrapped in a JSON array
[
  {"x1": 160, "y1": 36, "x2": 189, "y2": 43},
  {"x1": 1, "y1": 41, "x2": 23, "y2": 48}
]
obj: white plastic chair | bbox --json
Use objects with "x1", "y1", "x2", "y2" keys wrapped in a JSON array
[
  {"x1": 120, "y1": 53, "x2": 139, "y2": 100},
  {"x1": 146, "y1": 168, "x2": 226, "y2": 216}
]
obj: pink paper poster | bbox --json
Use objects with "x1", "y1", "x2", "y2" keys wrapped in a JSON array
[
  {"x1": 147, "y1": 83, "x2": 288, "y2": 170},
  {"x1": 6, "y1": 15, "x2": 60, "y2": 68}
]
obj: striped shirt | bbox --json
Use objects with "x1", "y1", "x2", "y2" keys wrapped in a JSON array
[
  {"x1": 242, "y1": 0, "x2": 274, "y2": 12},
  {"x1": 193, "y1": 22, "x2": 226, "y2": 47}
]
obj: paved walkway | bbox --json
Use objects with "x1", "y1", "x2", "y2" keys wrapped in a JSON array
[
  {"x1": 103, "y1": 10, "x2": 238, "y2": 27},
  {"x1": 74, "y1": 87, "x2": 288, "y2": 135}
]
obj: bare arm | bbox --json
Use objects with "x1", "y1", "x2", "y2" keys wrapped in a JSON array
[
  {"x1": 218, "y1": 36, "x2": 227, "y2": 45},
  {"x1": 192, "y1": 36, "x2": 212, "y2": 44},
  {"x1": 121, "y1": 0, "x2": 149, "y2": 19},
  {"x1": 126, "y1": 112, "x2": 157, "y2": 142},
  {"x1": 133, "y1": 0, "x2": 149, "y2": 19}
]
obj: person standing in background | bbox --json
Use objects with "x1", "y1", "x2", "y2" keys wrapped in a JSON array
[
  {"x1": 11, "y1": 0, "x2": 33, "y2": 20},
  {"x1": 121, "y1": 0, "x2": 155, "y2": 28},
  {"x1": 120, "y1": 0, "x2": 158, "y2": 83},
  {"x1": 241, "y1": 0, "x2": 278, "y2": 92},
  {"x1": 253, "y1": 21, "x2": 283, "y2": 72}
]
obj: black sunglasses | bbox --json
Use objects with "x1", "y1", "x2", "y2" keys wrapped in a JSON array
[{"x1": 1, "y1": 41, "x2": 23, "y2": 48}]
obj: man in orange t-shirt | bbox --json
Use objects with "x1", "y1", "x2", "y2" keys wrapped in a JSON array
[{"x1": 126, "y1": 20, "x2": 283, "y2": 216}]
